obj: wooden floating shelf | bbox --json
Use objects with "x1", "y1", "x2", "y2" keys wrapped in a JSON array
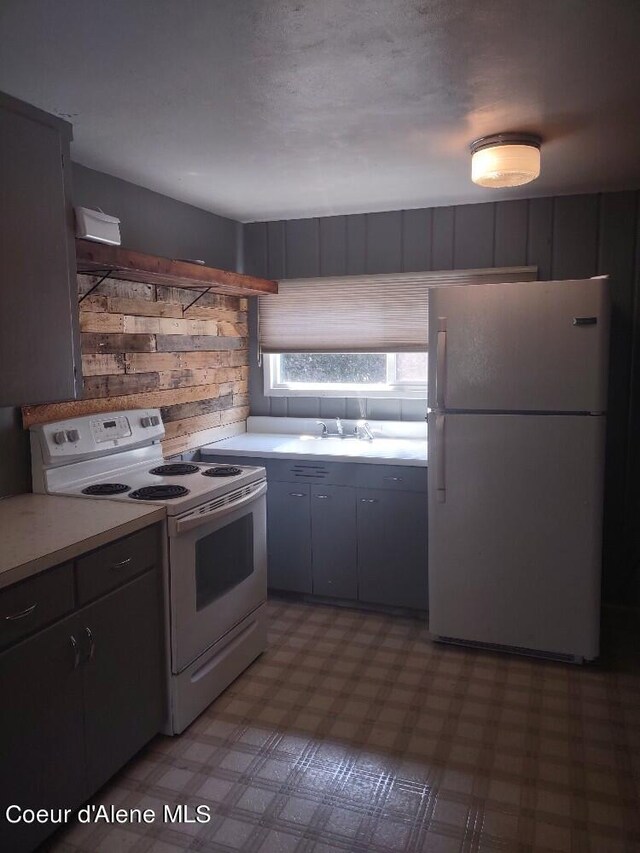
[{"x1": 75, "y1": 239, "x2": 278, "y2": 297}]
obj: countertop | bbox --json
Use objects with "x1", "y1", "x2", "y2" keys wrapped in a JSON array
[
  {"x1": 0, "y1": 494, "x2": 165, "y2": 590},
  {"x1": 201, "y1": 433, "x2": 428, "y2": 467}
]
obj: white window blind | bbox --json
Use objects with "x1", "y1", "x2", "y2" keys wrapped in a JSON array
[{"x1": 258, "y1": 266, "x2": 538, "y2": 353}]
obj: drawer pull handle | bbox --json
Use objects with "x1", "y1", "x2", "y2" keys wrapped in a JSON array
[
  {"x1": 288, "y1": 492, "x2": 306, "y2": 498},
  {"x1": 70, "y1": 635, "x2": 80, "y2": 670},
  {"x1": 384, "y1": 476, "x2": 403, "y2": 482},
  {"x1": 111, "y1": 557, "x2": 132, "y2": 570},
  {"x1": 315, "y1": 495, "x2": 330, "y2": 499},
  {"x1": 360, "y1": 498, "x2": 379, "y2": 503},
  {"x1": 84, "y1": 626, "x2": 96, "y2": 662},
  {"x1": 4, "y1": 603, "x2": 37, "y2": 621}
]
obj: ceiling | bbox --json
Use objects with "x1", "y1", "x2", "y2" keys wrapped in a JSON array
[{"x1": 1, "y1": 0, "x2": 639, "y2": 222}]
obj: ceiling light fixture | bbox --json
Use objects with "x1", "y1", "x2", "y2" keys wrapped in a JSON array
[{"x1": 470, "y1": 133, "x2": 542, "y2": 188}]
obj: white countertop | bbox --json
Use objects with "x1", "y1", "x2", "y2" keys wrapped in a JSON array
[
  {"x1": 0, "y1": 493, "x2": 165, "y2": 590},
  {"x1": 202, "y1": 432, "x2": 427, "y2": 466}
]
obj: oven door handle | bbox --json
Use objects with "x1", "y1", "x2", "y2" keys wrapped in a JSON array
[{"x1": 171, "y1": 481, "x2": 267, "y2": 535}]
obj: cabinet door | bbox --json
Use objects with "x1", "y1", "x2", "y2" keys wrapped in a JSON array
[
  {"x1": 81, "y1": 570, "x2": 165, "y2": 792},
  {"x1": 267, "y1": 482, "x2": 312, "y2": 592},
  {"x1": 357, "y1": 488, "x2": 428, "y2": 610},
  {"x1": 311, "y1": 485, "x2": 357, "y2": 599},
  {"x1": 0, "y1": 613, "x2": 85, "y2": 853},
  {"x1": 0, "y1": 99, "x2": 79, "y2": 405}
]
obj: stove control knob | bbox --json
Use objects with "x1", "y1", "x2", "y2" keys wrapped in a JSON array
[
  {"x1": 141, "y1": 416, "x2": 152, "y2": 427},
  {"x1": 150, "y1": 415, "x2": 160, "y2": 426},
  {"x1": 66, "y1": 429, "x2": 80, "y2": 443},
  {"x1": 53, "y1": 430, "x2": 68, "y2": 445}
]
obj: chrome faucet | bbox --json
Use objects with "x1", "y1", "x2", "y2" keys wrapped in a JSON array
[
  {"x1": 316, "y1": 419, "x2": 346, "y2": 438},
  {"x1": 355, "y1": 420, "x2": 374, "y2": 441}
]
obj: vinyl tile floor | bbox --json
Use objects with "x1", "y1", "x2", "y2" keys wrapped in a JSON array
[{"x1": 44, "y1": 598, "x2": 640, "y2": 853}]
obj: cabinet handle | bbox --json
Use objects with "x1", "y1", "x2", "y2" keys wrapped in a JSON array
[
  {"x1": 288, "y1": 492, "x2": 306, "y2": 498},
  {"x1": 360, "y1": 498, "x2": 379, "y2": 503},
  {"x1": 111, "y1": 557, "x2": 132, "y2": 570},
  {"x1": 383, "y1": 477, "x2": 403, "y2": 482},
  {"x1": 70, "y1": 635, "x2": 80, "y2": 669},
  {"x1": 84, "y1": 626, "x2": 96, "y2": 662},
  {"x1": 4, "y1": 603, "x2": 37, "y2": 621},
  {"x1": 315, "y1": 495, "x2": 330, "y2": 499}
]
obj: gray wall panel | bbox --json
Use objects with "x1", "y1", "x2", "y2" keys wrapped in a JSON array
[
  {"x1": 552, "y1": 194, "x2": 599, "y2": 280},
  {"x1": 346, "y1": 215, "x2": 367, "y2": 274},
  {"x1": 527, "y1": 197, "x2": 553, "y2": 280},
  {"x1": 285, "y1": 219, "x2": 319, "y2": 278},
  {"x1": 597, "y1": 192, "x2": 638, "y2": 600},
  {"x1": 243, "y1": 222, "x2": 268, "y2": 277},
  {"x1": 366, "y1": 211, "x2": 402, "y2": 274},
  {"x1": 402, "y1": 208, "x2": 432, "y2": 272},
  {"x1": 287, "y1": 397, "x2": 321, "y2": 418},
  {"x1": 267, "y1": 221, "x2": 286, "y2": 279},
  {"x1": 453, "y1": 203, "x2": 495, "y2": 269},
  {"x1": 432, "y1": 206, "x2": 455, "y2": 270},
  {"x1": 495, "y1": 200, "x2": 528, "y2": 267},
  {"x1": 320, "y1": 217, "x2": 348, "y2": 276}
]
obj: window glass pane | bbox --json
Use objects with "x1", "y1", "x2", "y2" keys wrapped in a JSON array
[
  {"x1": 395, "y1": 353, "x2": 428, "y2": 383},
  {"x1": 195, "y1": 516, "x2": 254, "y2": 610},
  {"x1": 279, "y1": 353, "x2": 387, "y2": 384}
]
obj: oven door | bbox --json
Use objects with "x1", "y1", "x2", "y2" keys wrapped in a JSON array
[{"x1": 168, "y1": 479, "x2": 267, "y2": 673}]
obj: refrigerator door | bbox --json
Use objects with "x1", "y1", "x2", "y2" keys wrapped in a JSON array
[
  {"x1": 428, "y1": 278, "x2": 609, "y2": 413},
  {"x1": 427, "y1": 412, "x2": 605, "y2": 659}
]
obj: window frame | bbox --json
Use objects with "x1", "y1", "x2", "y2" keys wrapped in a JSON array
[{"x1": 263, "y1": 353, "x2": 428, "y2": 399}]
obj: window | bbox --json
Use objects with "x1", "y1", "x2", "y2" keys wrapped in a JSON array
[
  {"x1": 259, "y1": 266, "x2": 537, "y2": 398},
  {"x1": 265, "y1": 352, "x2": 428, "y2": 398}
]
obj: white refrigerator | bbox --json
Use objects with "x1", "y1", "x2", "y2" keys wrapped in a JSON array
[{"x1": 427, "y1": 277, "x2": 609, "y2": 661}]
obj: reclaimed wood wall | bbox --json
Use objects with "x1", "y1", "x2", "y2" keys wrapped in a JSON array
[{"x1": 22, "y1": 274, "x2": 250, "y2": 456}]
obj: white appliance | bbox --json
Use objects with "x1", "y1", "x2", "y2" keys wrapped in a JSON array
[
  {"x1": 74, "y1": 206, "x2": 121, "y2": 245},
  {"x1": 30, "y1": 410, "x2": 267, "y2": 733},
  {"x1": 427, "y1": 277, "x2": 609, "y2": 662}
]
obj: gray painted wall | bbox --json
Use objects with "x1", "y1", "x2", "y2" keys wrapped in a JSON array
[
  {"x1": 0, "y1": 165, "x2": 240, "y2": 499},
  {"x1": 243, "y1": 191, "x2": 640, "y2": 604},
  {"x1": 73, "y1": 164, "x2": 238, "y2": 269}
]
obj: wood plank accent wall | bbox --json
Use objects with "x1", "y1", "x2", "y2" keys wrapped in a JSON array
[
  {"x1": 244, "y1": 191, "x2": 640, "y2": 605},
  {"x1": 22, "y1": 275, "x2": 250, "y2": 457}
]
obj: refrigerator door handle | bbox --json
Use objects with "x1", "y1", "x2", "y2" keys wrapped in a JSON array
[
  {"x1": 436, "y1": 318, "x2": 447, "y2": 409},
  {"x1": 436, "y1": 413, "x2": 446, "y2": 503}
]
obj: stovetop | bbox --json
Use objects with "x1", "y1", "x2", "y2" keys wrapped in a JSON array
[{"x1": 50, "y1": 460, "x2": 265, "y2": 516}]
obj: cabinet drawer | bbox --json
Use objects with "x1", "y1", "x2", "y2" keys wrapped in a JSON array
[
  {"x1": 355, "y1": 464, "x2": 427, "y2": 492},
  {"x1": 0, "y1": 562, "x2": 75, "y2": 649},
  {"x1": 267, "y1": 459, "x2": 357, "y2": 485},
  {"x1": 76, "y1": 525, "x2": 160, "y2": 605}
]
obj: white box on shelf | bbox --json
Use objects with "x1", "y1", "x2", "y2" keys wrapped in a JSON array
[{"x1": 74, "y1": 206, "x2": 121, "y2": 245}]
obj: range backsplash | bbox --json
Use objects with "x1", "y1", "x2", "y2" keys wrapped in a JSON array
[{"x1": 22, "y1": 274, "x2": 249, "y2": 456}]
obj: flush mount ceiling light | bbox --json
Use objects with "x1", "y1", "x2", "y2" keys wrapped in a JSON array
[{"x1": 470, "y1": 133, "x2": 542, "y2": 188}]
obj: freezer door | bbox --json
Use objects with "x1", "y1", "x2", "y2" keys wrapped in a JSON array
[
  {"x1": 427, "y1": 413, "x2": 605, "y2": 659},
  {"x1": 427, "y1": 278, "x2": 609, "y2": 412}
]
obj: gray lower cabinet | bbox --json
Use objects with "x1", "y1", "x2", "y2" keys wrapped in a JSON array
[
  {"x1": 198, "y1": 450, "x2": 428, "y2": 609},
  {"x1": 82, "y1": 570, "x2": 165, "y2": 793},
  {"x1": 357, "y1": 488, "x2": 428, "y2": 609},
  {"x1": 310, "y1": 485, "x2": 357, "y2": 599},
  {"x1": 0, "y1": 611, "x2": 85, "y2": 853},
  {"x1": 267, "y1": 481, "x2": 312, "y2": 593},
  {"x1": 0, "y1": 525, "x2": 165, "y2": 853}
]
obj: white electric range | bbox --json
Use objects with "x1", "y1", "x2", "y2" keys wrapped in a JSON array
[{"x1": 30, "y1": 409, "x2": 267, "y2": 734}]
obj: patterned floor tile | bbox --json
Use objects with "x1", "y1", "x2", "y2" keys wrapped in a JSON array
[{"x1": 41, "y1": 598, "x2": 640, "y2": 853}]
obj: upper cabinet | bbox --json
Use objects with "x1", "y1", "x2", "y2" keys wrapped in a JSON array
[{"x1": 0, "y1": 92, "x2": 80, "y2": 406}]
